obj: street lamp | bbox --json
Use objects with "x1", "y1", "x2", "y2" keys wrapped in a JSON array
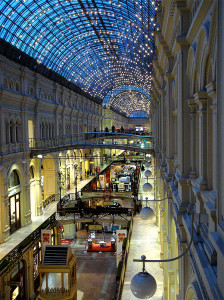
[
  {"x1": 130, "y1": 213, "x2": 197, "y2": 299},
  {"x1": 142, "y1": 182, "x2": 153, "y2": 192},
  {"x1": 140, "y1": 197, "x2": 154, "y2": 220},
  {"x1": 131, "y1": 255, "x2": 157, "y2": 298},
  {"x1": 145, "y1": 161, "x2": 151, "y2": 168},
  {"x1": 144, "y1": 170, "x2": 152, "y2": 178}
]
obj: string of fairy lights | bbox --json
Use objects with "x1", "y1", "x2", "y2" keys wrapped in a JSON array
[
  {"x1": 111, "y1": 90, "x2": 150, "y2": 117},
  {"x1": 0, "y1": 0, "x2": 160, "y2": 115}
]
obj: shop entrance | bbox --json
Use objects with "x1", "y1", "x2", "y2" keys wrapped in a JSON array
[
  {"x1": 9, "y1": 193, "x2": 21, "y2": 234},
  {"x1": 8, "y1": 169, "x2": 21, "y2": 234},
  {"x1": 10, "y1": 261, "x2": 25, "y2": 299}
]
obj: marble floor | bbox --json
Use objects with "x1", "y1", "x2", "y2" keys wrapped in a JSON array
[{"x1": 121, "y1": 172, "x2": 164, "y2": 300}]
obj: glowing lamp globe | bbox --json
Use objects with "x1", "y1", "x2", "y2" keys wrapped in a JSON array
[
  {"x1": 145, "y1": 161, "x2": 151, "y2": 168},
  {"x1": 140, "y1": 207, "x2": 154, "y2": 220},
  {"x1": 143, "y1": 182, "x2": 153, "y2": 192},
  {"x1": 144, "y1": 170, "x2": 152, "y2": 178},
  {"x1": 145, "y1": 155, "x2": 151, "y2": 162},
  {"x1": 131, "y1": 271, "x2": 157, "y2": 299}
]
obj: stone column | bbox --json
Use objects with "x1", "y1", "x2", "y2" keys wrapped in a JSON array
[
  {"x1": 160, "y1": 88, "x2": 167, "y2": 166},
  {"x1": 194, "y1": 91, "x2": 208, "y2": 189},
  {"x1": 176, "y1": 45, "x2": 191, "y2": 178},
  {"x1": 188, "y1": 98, "x2": 198, "y2": 179},
  {"x1": 22, "y1": 161, "x2": 32, "y2": 226},
  {"x1": 165, "y1": 71, "x2": 175, "y2": 177},
  {"x1": 206, "y1": 81, "x2": 217, "y2": 191},
  {"x1": 33, "y1": 157, "x2": 43, "y2": 216}
]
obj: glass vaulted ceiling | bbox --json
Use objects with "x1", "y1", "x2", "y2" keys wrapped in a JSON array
[{"x1": 0, "y1": 0, "x2": 159, "y2": 116}]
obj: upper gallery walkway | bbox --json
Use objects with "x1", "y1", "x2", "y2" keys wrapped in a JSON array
[
  {"x1": 0, "y1": 172, "x2": 103, "y2": 273},
  {"x1": 29, "y1": 131, "x2": 155, "y2": 157}
]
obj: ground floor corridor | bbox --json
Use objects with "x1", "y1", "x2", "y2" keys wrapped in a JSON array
[
  {"x1": 68, "y1": 169, "x2": 164, "y2": 300},
  {"x1": 121, "y1": 214, "x2": 164, "y2": 300},
  {"x1": 71, "y1": 230, "x2": 117, "y2": 300}
]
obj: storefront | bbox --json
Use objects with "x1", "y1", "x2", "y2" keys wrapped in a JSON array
[
  {"x1": 33, "y1": 241, "x2": 42, "y2": 293},
  {"x1": 8, "y1": 170, "x2": 21, "y2": 234},
  {"x1": 10, "y1": 261, "x2": 25, "y2": 299}
]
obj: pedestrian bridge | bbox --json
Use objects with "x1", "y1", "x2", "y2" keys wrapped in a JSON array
[{"x1": 29, "y1": 132, "x2": 155, "y2": 157}]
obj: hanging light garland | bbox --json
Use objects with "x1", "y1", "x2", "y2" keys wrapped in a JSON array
[{"x1": 0, "y1": 0, "x2": 160, "y2": 113}]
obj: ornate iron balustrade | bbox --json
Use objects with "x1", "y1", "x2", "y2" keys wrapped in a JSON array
[
  {"x1": 29, "y1": 132, "x2": 155, "y2": 157},
  {"x1": 42, "y1": 194, "x2": 56, "y2": 209},
  {"x1": 0, "y1": 213, "x2": 57, "y2": 277},
  {"x1": 57, "y1": 204, "x2": 132, "y2": 218},
  {"x1": 29, "y1": 132, "x2": 154, "y2": 149}
]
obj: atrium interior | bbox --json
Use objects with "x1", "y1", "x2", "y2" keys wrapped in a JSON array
[{"x1": 0, "y1": 0, "x2": 223, "y2": 300}]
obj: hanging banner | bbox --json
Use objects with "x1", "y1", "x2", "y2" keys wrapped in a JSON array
[
  {"x1": 41, "y1": 229, "x2": 52, "y2": 260},
  {"x1": 91, "y1": 181, "x2": 97, "y2": 191},
  {"x1": 116, "y1": 229, "x2": 127, "y2": 266},
  {"x1": 106, "y1": 168, "x2": 110, "y2": 183},
  {"x1": 103, "y1": 189, "x2": 111, "y2": 201},
  {"x1": 99, "y1": 174, "x2": 105, "y2": 188}
]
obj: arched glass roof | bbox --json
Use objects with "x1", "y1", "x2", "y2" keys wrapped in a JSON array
[
  {"x1": 0, "y1": 0, "x2": 159, "y2": 115},
  {"x1": 111, "y1": 90, "x2": 150, "y2": 117},
  {"x1": 102, "y1": 85, "x2": 151, "y2": 115},
  {"x1": 129, "y1": 111, "x2": 149, "y2": 118},
  {"x1": 103, "y1": 85, "x2": 151, "y2": 104}
]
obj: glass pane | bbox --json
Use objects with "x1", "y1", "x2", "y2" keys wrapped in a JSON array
[
  {"x1": 0, "y1": 0, "x2": 158, "y2": 104},
  {"x1": 10, "y1": 196, "x2": 16, "y2": 224},
  {"x1": 12, "y1": 286, "x2": 19, "y2": 300},
  {"x1": 16, "y1": 200, "x2": 20, "y2": 221},
  {"x1": 64, "y1": 273, "x2": 68, "y2": 289}
]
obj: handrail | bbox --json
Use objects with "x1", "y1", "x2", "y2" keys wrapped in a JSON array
[
  {"x1": 29, "y1": 131, "x2": 154, "y2": 150},
  {"x1": 116, "y1": 214, "x2": 134, "y2": 300},
  {"x1": 0, "y1": 213, "x2": 57, "y2": 277},
  {"x1": 42, "y1": 194, "x2": 55, "y2": 209}
]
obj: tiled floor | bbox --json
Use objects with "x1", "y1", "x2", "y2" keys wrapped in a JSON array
[
  {"x1": 75, "y1": 251, "x2": 117, "y2": 300},
  {"x1": 70, "y1": 231, "x2": 117, "y2": 300},
  {"x1": 121, "y1": 172, "x2": 164, "y2": 300}
]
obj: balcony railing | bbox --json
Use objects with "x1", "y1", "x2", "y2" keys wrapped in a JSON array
[
  {"x1": 29, "y1": 132, "x2": 154, "y2": 150},
  {"x1": 28, "y1": 132, "x2": 155, "y2": 157}
]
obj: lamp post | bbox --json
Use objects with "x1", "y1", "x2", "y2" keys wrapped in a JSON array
[{"x1": 130, "y1": 213, "x2": 197, "y2": 299}]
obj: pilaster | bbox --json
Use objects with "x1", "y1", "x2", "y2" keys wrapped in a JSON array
[
  {"x1": 194, "y1": 91, "x2": 208, "y2": 190},
  {"x1": 188, "y1": 97, "x2": 197, "y2": 179}
]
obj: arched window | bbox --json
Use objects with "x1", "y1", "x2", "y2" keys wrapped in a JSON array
[
  {"x1": 5, "y1": 119, "x2": 10, "y2": 144},
  {"x1": 9, "y1": 80, "x2": 13, "y2": 90},
  {"x1": 16, "y1": 82, "x2": 19, "y2": 91},
  {"x1": 16, "y1": 120, "x2": 20, "y2": 143},
  {"x1": 52, "y1": 124, "x2": 55, "y2": 137},
  {"x1": 4, "y1": 78, "x2": 8, "y2": 88},
  {"x1": 9, "y1": 170, "x2": 20, "y2": 188},
  {"x1": 10, "y1": 120, "x2": 15, "y2": 143},
  {"x1": 48, "y1": 123, "x2": 51, "y2": 138},
  {"x1": 42, "y1": 123, "x2": 45, "y2": 138}
]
